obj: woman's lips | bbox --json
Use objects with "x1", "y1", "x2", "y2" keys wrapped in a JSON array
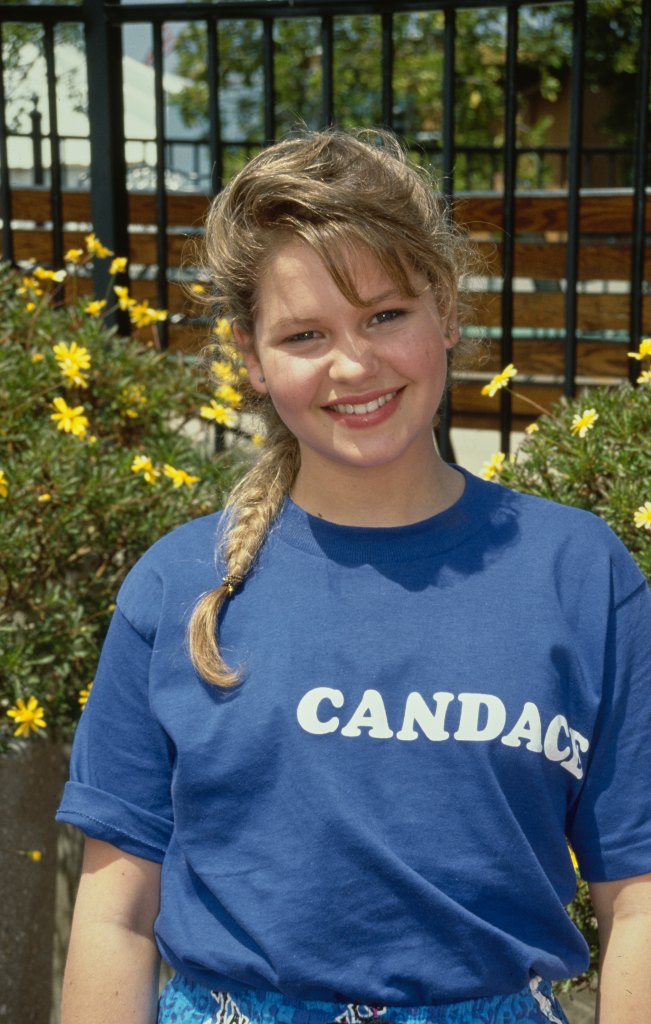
[{"x1": 323, "y1": 387, "x2": 404, "y2": 427}]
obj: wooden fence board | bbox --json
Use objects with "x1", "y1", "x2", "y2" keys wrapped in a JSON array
[{"x1": 6, "y1": 185, "x2": 649, "y2": 433}]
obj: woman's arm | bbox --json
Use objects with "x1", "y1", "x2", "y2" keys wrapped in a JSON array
[
  {"x1": 589, "y1": 872, "x2": 651, "y2": 1024},
  {"x1": 61, "y1": 837, "x2": 162, "y2": 1024}
]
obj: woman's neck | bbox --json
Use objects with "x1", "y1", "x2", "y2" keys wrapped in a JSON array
[{"x1": 290, "y1": 451, "x2": 465, "y2": 528}]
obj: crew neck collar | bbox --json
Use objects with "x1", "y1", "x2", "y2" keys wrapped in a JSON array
[{"x1": 272, "y1": 466, "x2": 500, "y2": 564}]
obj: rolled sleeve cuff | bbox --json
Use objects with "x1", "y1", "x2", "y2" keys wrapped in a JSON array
[{"x1": 56, "y1": 780, "x2": 172, "y2": 863}]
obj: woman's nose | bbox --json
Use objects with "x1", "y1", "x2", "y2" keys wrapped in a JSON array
[{"x1": 328, "y1": 333, "x2": 379, "y2": 381}]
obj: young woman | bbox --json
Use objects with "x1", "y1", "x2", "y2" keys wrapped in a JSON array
[{"x1": 57, "y1": 130, "x2": 651, "y2": 1024}]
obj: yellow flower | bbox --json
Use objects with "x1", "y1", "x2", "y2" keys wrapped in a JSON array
[
  {"x1": 84, "y1": 299, "x2": 107, "y2": 317},
  {"x1": 20, "y1": 275, "x2": 43, "y2": 296},
  {"x1": 6, "y1": 696, "x2": 47, "y2": 738},
  {"x1": 114, "y1": 285, "x2": 136, "y2": 311},
  {"x1": 570, "y1": 408, "x2": 599, "y2": 438},
  {"x1": 163, "y1": 464, "x2": 200, "y2": 488},
  {"x1": 633, "y1": 501, "x2": 651, "y2": 531},
  {"x1": 200, "y1": 401, "x2": 239, "y2": 428},
  {"x1": 85, "y1": 232, "x2": 113, "y2": 259},
  {"x1": 250, "y1": 433, "x2": 265, "y2": 447},
  {"x1": 211, "y1": 360, "x2": 238, "y2": 385},
  {"x1": 26, "y1": 301, "x2": 36, "y2": 312},
  {"x1": 78, "y1": 683, "x2": 93, "y2": 709},
  {"x1": 23, "y1": 849, "x2": 43, "y2": 862},
  {"x1": 627, "y1": 337, "x2": 651, "y2": 361},
  {"x1": 568, "y1": 844, "x2": 579, "y2": 872},
  {"x1": 637, "y1": 370, "x2": 651, "y2": 385},
  {"x1": 481, "y1": 364, "x2": 517, "y2": 397},
  {"x1": 37, "y1": 493, "x2": 52, "y2": 503},
  {"x1": 30, "y1": 352, "x2": 45, "y2": 363},
  {"x1": 215, "y1": 383, "x2": 242, "y2": 408},
  {"x1": 33, "y1": 266, "x2": 66, "y2": 283},
  {"x1": 131, "y1": 454, "x2": 159, "y2": 484},
  {"x1": 191, "y1": 282, "x2": 206, "y2": 294},
  {"x1": 481, "y1": 452, "x2": 506, "y2": 481},
  {"x1": 109, "y1": 256, "x2": 128, "y2": 276},
  {"x1": 88, "y1": 435, "x2": 97, "y2": 445},
  {"x1": 129, "y1": 303, "x2": 168, "y2": 327},
  {"x1": 525, "y1": 422, "x2": 539, "y2": 435},
  {"x1": 53, "y1": 342, "x2": 92, "y2": 384},
  {"x1": 0, "y1": 468, "x2": 8, "y2": 498},
  {"x1": 238, "y1": 366, "x2": 249, "y2": 379},
  {"x1": 65, "y1": 248, "x2": 84, "y2": 263},
  {"x1": 214, "y1": 318, "x2": 233, "y2": 343},
  {"x1": 119, "y1": 385, "x2": 147, "y2": 419},
  {"x1": 50, "y1": 397, "x2": 89, "y2": 438}
]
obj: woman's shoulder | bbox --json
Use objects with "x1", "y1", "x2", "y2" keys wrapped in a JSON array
[
  {"x1": 115, "y1": 510, "x2": 226, "y2": 640},
  {"x1": 478, "y1": 473, "x2": 647, "y2": 599}
]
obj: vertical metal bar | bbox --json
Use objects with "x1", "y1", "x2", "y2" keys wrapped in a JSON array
[
  {"x1": 321, "y1": 14, "x2": 334, "y2": 126},
  {"x1": 629, "y1": 0, "x2": 651, "y2": 381},
  {"x1": 381, "y1": 11, "x2": 393, "y2": 129},
  {"x1": 84, "y1": 0, "x2": 129, "y2": 313},
  {"x1": 437, "y1": 6, "x2": 457, "y2": 463},
  {"x1": 44, "y1": 21, "x2": 64, "y2": 267},
  {"x1": 563, "y1": 0, "x2": 587, "y2": 397},
  {"x1": 499, "y1": 5, "x2": 518, "y2": 454},
  {"x1": 207, "y1": 17, "x2": 222, "y2": 196},
  {"x1": 31, "y1": 101, "x2": 44, "y2": 186},
  {"x1": 262, "y1": 18, "x2": 276, "y2": 144},
  {"x1": 442, "y1": 7, "x2": 456, "y2": 199},
  {"x1": 152, "y1": 19, "x2": 168, "y2": 347},
  {"x1": 0, "y1": 27, "x2": 14, "y2": 264}
]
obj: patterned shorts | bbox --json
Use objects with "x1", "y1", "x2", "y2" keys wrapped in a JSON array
[{"x1": 157, "y1": 973, "x2": 570, "y2": 1024}]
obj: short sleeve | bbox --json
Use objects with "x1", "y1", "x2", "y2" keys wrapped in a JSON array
[
  {"x1": 56, "y1": 606, "x2": 174, "y2": 862},
  {"x1": 568, "y1": 579, "x2": 651, "y2": 881}
]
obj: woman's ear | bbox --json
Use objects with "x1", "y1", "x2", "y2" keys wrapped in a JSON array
[
  {"x1": 444, "y1": 305, "x2": 460, "y2": 351},
  {"x1": 233, "y1": 323, "x2": 268, "y2": 394}
]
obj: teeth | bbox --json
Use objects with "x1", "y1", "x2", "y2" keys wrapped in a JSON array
[{"x1": 330, "y1": 390, "x2": 397, "y2": 415}]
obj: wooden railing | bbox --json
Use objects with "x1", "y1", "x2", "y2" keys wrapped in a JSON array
[{"x1": 6, "y1": 186, "x2": 649, "y2": 430}]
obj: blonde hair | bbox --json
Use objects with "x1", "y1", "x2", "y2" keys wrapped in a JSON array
[{"x1": 189, "y1": 128, "x2": 474, "y2": 686}]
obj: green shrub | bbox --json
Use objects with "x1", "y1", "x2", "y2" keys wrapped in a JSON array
[
  {"x1": 483, "y1": 359, "x2": 651, "y2": 991},
  {"x1": 0, "y1": 258, "x2": 246, "y2": 753}
]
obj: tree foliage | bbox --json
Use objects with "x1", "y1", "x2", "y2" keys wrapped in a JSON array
[{"x1": 170, "y1": 3, "x2": 643, "y2": 188}]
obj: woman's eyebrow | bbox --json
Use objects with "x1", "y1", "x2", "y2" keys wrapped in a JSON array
[{"x1": 266, "y1": 289, "x2": 407, "y2": 333}]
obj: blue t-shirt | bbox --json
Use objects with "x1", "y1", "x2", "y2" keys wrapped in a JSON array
[{"x1": 56, "y1": 468, "x2": 651, "y2": 1004}]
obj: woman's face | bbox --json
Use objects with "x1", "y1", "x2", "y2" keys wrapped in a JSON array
[{"x1": 235, "y1": 239, "x2": 458, "y2": 489}]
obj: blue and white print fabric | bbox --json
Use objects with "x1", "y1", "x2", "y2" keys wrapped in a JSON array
[{"x1": 157, "y1": 974, "x2": 570, "y2": 1024}]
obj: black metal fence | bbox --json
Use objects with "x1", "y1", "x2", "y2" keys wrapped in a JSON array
[{"x1": 1, "y1": 0, "x2": 650, "y2": 455}]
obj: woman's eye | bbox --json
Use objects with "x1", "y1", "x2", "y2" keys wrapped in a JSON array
[
  {"x1": 284, "y1": 330, "x2": 319, "y2": 343},
  {"x1": 371, "y1": 309, "x2": 405, "y2": 326}
]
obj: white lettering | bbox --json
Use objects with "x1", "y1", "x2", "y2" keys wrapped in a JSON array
[
  {"x1": 454, "y1": 693, "x2": 506, "y2": 741},
  {"x1": 396, "y1": 691, "x2": 454, "y2": 741},
  {"x1": 296, "y1": 687, "x2": 344, "y2": 735},
  {"x1": 560, "y1": 728, "x2": 590, "y2": 779},
  {"x1": 543, "y1": 714, "x2": 571, "y2": 762},
  {"x1": 501, "y1": 701, "x2": 543, "y2": 751},
  {"x1": 340, "y1": 689, "x2": 394, "y2": 739},
  {"x1": 295, "y1": 687, "x2": 590, "y2": 779}
]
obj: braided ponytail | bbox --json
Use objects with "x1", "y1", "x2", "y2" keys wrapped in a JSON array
[{"x1": 187, "y1": 418, "x2": 300, "y2": 687}]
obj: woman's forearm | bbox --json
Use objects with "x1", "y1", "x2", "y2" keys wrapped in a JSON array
[
  {"x1": 62, "y1": 839, "x2": 163, "y2": 1024},
  {"x1": 595, "y1": 912, "x2": 651, "y2": 1024},
  {"x1": 61, "y1": 918, "x2": 161, "y2": 1024},
  {"x1": 591, "y1": 875, "x2": 651, "y2": 1024}
]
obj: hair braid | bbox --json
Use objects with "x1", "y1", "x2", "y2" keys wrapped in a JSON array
[{"x1": 188, "y1": 420, "x2": 300, "y2": 687}]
